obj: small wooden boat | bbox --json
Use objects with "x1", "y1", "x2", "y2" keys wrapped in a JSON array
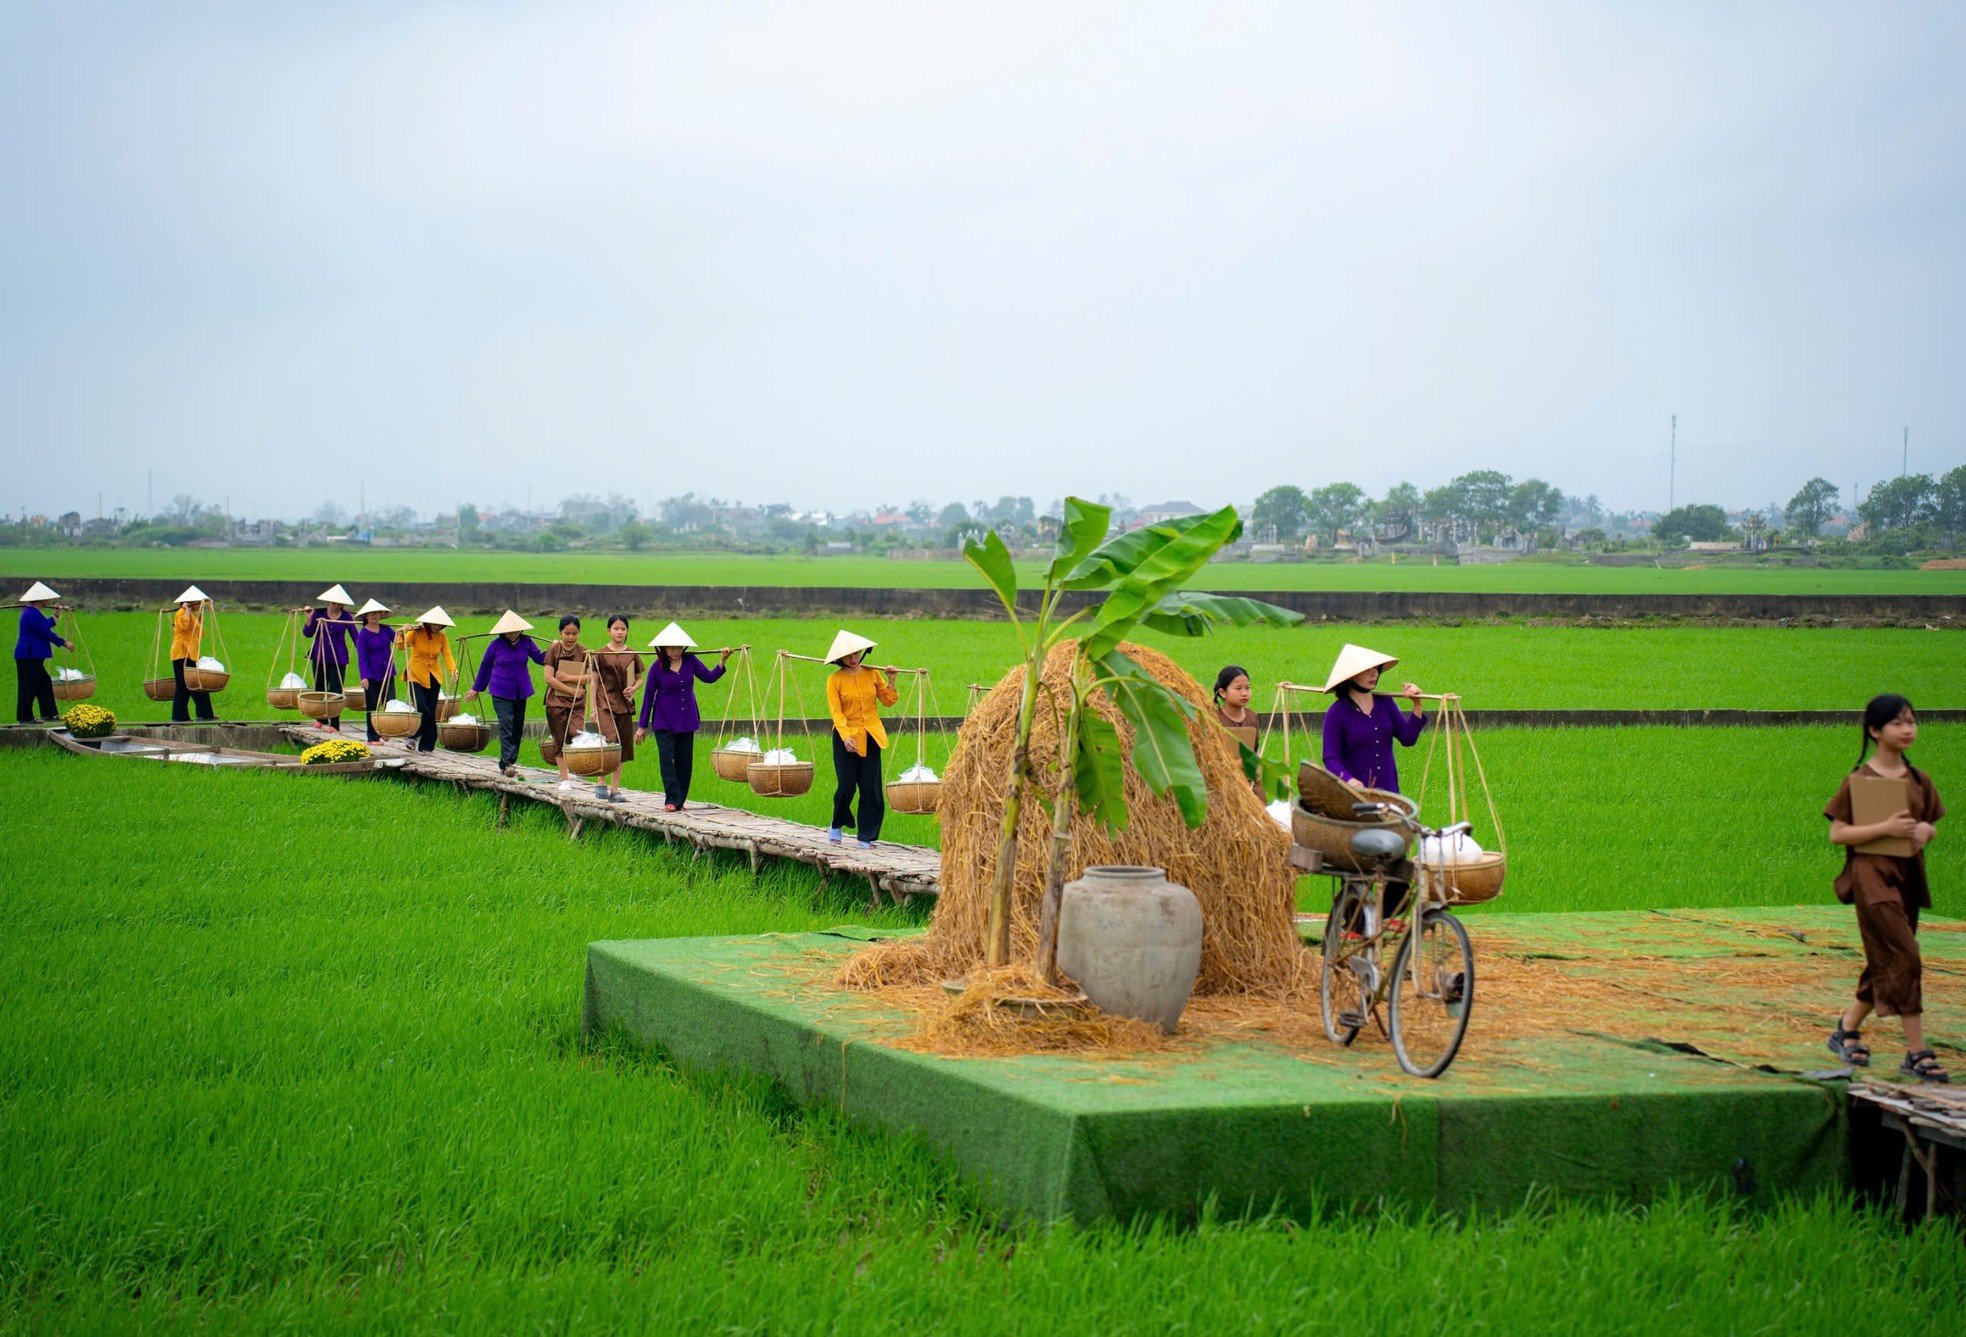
[{"x1": 45, "y1": 729, "x2": 404, "y2": 775}]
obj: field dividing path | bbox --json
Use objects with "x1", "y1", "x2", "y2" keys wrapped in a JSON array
[{"x1": 281, "y1": 724, "x2": 939, "y2": 902}]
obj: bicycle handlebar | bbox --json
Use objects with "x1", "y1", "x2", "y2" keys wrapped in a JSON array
[{"x1": 1346, "y1": 801, "x2": 1473, "y2": 841}]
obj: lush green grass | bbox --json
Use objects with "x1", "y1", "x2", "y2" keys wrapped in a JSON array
[
  {"x1": 4, "y1": 750, "x2": 1962, "y2": 1329},
  {"x1": 8, "y1": 545, "x2": 1965, "y2": 593},
  {"x1": 30, "y1": 611, "x2": 1966, "y2": 730}
]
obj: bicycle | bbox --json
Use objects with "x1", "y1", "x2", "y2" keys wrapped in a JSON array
[{"x1": 1316, "y1": 803, "x2": 1476, "y2": 1078}]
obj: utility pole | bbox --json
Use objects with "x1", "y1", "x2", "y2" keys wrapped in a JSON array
[
  {"x1": 1668, "y1": 414, "x2": 1677, "y2": 513},
  {"x1": 1902, "y1": 426, "x2": 1909, "y2": 477}
]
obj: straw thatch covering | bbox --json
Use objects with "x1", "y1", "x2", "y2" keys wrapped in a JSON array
[{"x1": 843, "y1": 640, "x2": 1307, "y2": 1000}]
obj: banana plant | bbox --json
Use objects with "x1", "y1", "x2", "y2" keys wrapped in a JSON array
[{"x1": 964, "y1": 498, "x2": 1304, "y2": 975}]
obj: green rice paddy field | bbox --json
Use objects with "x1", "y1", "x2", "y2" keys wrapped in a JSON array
[
  {"x1": 8, "y1": 545, "x2": 1966, "y2": 593},
  {"x1": 4, "y1": 752, "x2": 1962, "y2": 1329},
  {"x1": 33, "y1": 612, "x2": 1966, "y2": 727}
]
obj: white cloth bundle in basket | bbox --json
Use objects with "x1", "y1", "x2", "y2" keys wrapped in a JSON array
[
  {"x1": 760, "y1": 748, "x2": 800, "y2": 765},
  {"x1": 722, "y1": 736, "x2": 763, "y2": 753},
  {"x1": 196, "y1": 655, "x2": 226, "y2": 672},
  {"x1": 55, "y1": 666, "x2": 88, "y2": 682},
  {"x1": 1418, "y1": 831, "x2": 1486, "y2": 866},
  {"x1": 450, "y1": 712, "x2": 480, "y2": 726},
  {"x1": 383, "y1": 699, "x2": 417, "y2": 714},
  {"x1": 279, "y1": 671, "x2": 308, "y2": 689},
  {"x1": 1266, "y1": 799, "x2": 1294, "y2": 832},
  {"x1": 895, "y1": 763, "x2": 939, "y2": 783},
  {"x1": 567, "y1": 730, "x2": 610, "y2": 749}
]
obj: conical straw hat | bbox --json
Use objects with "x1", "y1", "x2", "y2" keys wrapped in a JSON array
[
  {"x1": 354, "y1": 598, "x2": 390, "y2": 617},
  {"x1": 1318, "y1": 643, "x2": 1398, "y2": 693},
  {"x1": 824, "y1": 629, "x2": 877, "y2": 664},
  {"x1": 18, "y1": 581, "x2": 59, "y2": 603},
  {"x1": 413, "y1": 605, "x2": 455, "y2": 628},
  {"x1": 648, "y1": 621, "x2": 696, "y2": 649},
  {"x1": 317, "y1": 584, "x2": 355, "y2": 605},
  {"x1": 488, "y1": 610, "x2": 533, "y2": 635},
  {"x1": 175, "y1": 585, "x2": 209, "y2": 604}
]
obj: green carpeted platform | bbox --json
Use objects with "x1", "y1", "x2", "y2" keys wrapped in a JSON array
[{"x1": 584, "y1": 909, "x2": 1964, "y2": 1222}]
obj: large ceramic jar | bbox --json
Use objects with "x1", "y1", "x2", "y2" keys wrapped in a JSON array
[{"x1": 1055, "y1": 865, "x2": 1203, "y2": 1034}]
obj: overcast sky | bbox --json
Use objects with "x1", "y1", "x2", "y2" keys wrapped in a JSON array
[{"x1": 3, "y1": 1, "x2": 1962, "y2": 522}]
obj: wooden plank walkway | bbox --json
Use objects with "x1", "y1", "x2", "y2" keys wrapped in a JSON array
[{"x1": 279, "y1": 723, "x2": 939, "y2": 903}]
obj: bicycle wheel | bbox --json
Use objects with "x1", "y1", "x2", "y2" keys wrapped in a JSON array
[
  {"x1": 1320, "y1": 886, "x2": 1368, "y2": 1046},
  {"x1": 1389, "y1": 909, "x2": 1474, "y2": 1078}
]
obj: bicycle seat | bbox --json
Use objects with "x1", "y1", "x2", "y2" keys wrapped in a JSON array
[{"x1": 1348, "y1": 828, "x2": 1407, "y2": 864}]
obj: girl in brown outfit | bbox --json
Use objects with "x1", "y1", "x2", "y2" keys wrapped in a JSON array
[
  {"x1": 543, "y1": 616, "x2": 589, "y2": 793},
  {"x1": 589, "y1": 614, "x2": 642, "y2": 803},
  {"x1": 1825, "y1": 693, "x2": 1947, "y2": 1083}
]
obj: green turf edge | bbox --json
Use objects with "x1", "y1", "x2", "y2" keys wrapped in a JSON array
[{"x1": 582, "y1": 933, "x2": 1850, "y2": 1223}]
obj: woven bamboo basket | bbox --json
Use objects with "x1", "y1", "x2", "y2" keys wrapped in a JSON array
[
  {"x1": 182, "y1": 667, "x2": 229, "y2": 693},
  {"x1": 540, "y1": 737, "x2": 561, "y2": 764},
  {"x1": 52, "y1": 674, "x2": 97, "y2": 703},
  {"x1": 1290, "y1": 790, "x2": 1417, "y2": 873},
  {"x1": 266, "y1": 687, "x2": 301, "y2": 710},
  {"x1": 342, "y1": 686, "x2": 367, "y2": 714},
  {"x1": 1298, "y1": 760, "x2": 1367, "y2": 820},
  {"x1": 372, "y1": 708, "x2": 422, "y2": 739},
  {"x1": 1420, "y1": 852, "x2": 1507, "y2": 906},
  {"x1": 885, "y1": 778, "x2": 941, "y2": 814},
  {"x1": 563, "y1": 742, "x2": 621, "y2": 777},
  {"x1": 142, "y1": 677, "x2": 174, "y2": 702},
  {"x1": 748, "y1": 760, "x2": 814, "y2": 797},
  {"x1": 438, "y1": 719, "x2": 493, "y2": 753},
  {"x1": 297, "y1": 690, "x2": 342, "y2": 719},
  {"x1": 437, "y1": 695, "x2": 460, "y2": 723},
  {"x1": 711, "y1": 746, "x2": 762, "y2": 782}
]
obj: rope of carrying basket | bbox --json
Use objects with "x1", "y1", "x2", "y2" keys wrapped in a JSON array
[{"x1": 1411, "y1": 694, "x2": 1507, "y2": 905}]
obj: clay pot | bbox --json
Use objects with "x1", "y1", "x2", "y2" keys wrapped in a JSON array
[{"x1": 1055, "y1": 865, "x2": 1202, "y2": 1034}]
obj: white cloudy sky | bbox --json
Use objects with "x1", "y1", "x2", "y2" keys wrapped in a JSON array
[{"x1": 2, "y1": 1, "x2": 1961, "y2": 521}]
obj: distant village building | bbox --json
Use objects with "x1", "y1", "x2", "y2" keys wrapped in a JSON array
[{"x1": 1131, "y1": 500, "x2": 1206, "y2": 529}]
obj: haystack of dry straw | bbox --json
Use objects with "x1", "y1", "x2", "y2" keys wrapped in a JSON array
[{"x1": 840, "y1": 642, "x2": 1313, "y2": 1052}]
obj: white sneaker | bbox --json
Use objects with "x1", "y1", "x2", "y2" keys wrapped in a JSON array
[{"x1": 558, "y1": 780, "x2": 579, "y2": 792}]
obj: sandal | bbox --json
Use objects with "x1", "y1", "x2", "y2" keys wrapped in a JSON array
[
  {"x1": 1827, "y1": 1026, "x2": 1871, "y2": 1066},
  {"x1": 1901, "y1": 1050, "x2": 1950, "y2": 1084}
]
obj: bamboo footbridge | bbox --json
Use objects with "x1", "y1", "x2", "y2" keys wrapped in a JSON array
[{"x1": 276, "y1": 724, "x2": 940, "y2": 904}]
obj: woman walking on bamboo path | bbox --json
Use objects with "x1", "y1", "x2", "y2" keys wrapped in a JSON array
[
  {"x1": 824, "y1": 629, "x2": 898, "y2": 848},
  {"x1": 169, "y1": 586, "x2": 217, "y2": 723},
  {"x1": 468, "y1": 610, "x2": 545, "y2": 777},
  {"x1": 13, "y1": 581, "x2": 69, "y2": 724},
  {"x1": 543, "y1": 615, "x2": 589, "y2": 793},
  {"x1": 588, "y1": 614, "x2": 642, "y2": 803},
  {"x1": 351, "y1": 600, "x2": 396, "y2": 744},
  {"x1": 397, "y1": 607, "x2": 456, "y2": 753},
  {"x1": 1319, "y1": 642, "x2": 1427, "y2": 794},
  {"x1": 636, "y1": 621, "x2": 730, "y2": 812},
  {"x1": 1825, "y1": 694, "x2": 1948, "y2": 1084},
  {"x1": 302, "y1": 584, "x2": 359, "y2": 732}
]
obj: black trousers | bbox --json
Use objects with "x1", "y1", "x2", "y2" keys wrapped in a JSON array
[
  {"x1": 363, "y1": 673, "x2": 396, "y2": 743},
  {"x1": 655, "y1": 729, "x2": 695, "y2": 807},
  {"x1": 313, "y1": 657, "x2": 344, "y2": 725},
  {"x1": 15, "y1": 658, "x2": 56, "y2": 723},
  {"x1": 409, "y1": 680, "x2": 440, "y2": 752},
  {"x1": 492, "y1": 694, "x2": 526, "y2": 770},
  {"x1": 830, "y1": 732, "x2": 885, "y2": 841},
  {"x1": 171, "y1": 658, "x2": 215, "y2": 722}
]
